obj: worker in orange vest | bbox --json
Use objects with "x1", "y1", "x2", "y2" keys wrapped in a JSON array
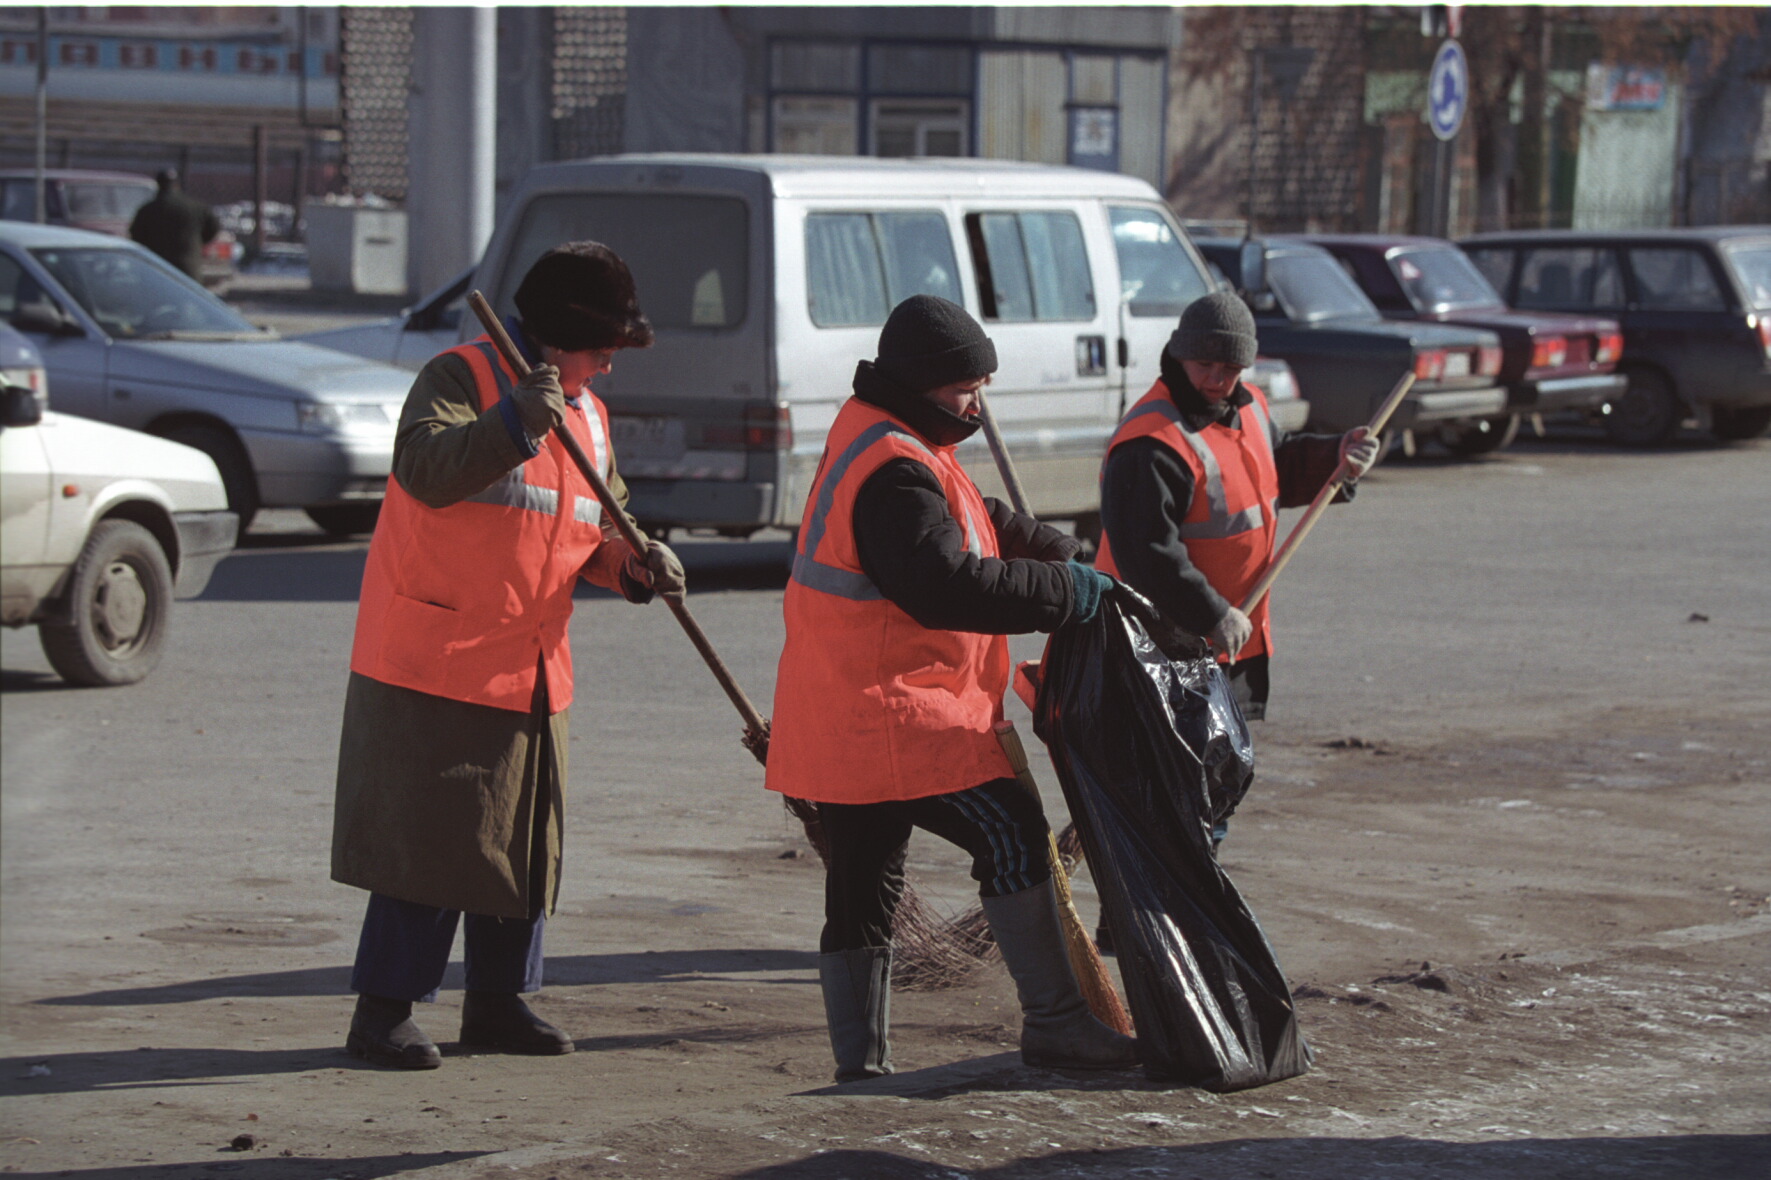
[
  {"x1": 1098, "y1": 290, "x2": 1380, "y2": 849},
  {"x1": 768, "y1": 295, "x2": 1136, "y2": 1083},
  {"x1": 331, "y1": 242, "x2": 685, "y2": 1070}
]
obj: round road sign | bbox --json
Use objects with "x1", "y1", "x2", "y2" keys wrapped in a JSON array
[{"x1": 1428, "y1": 39, "x2": 1468, "y2": 141}]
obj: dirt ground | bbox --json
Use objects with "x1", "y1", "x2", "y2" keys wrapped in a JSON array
[{"x1": 2, "y1": 700, "x2": 1764, "y2": 1179}]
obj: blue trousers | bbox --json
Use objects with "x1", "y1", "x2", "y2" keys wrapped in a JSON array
[{"x1": 350, "y1": 892, "x2": 545, "y2": 1003}]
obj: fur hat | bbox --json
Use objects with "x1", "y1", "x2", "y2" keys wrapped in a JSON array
[
  {"x1": 874, "y1": 295, "x2": 998, "y2": 393},
  {"x1": 1165, "y1": 290, "x2": 1258, "y2": 369},
  {"x1": 514, "y1": 241, "x2": 654, "y2": 352}
]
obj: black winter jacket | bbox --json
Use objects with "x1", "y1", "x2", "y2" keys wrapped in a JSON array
[{"x1": 847, "y1": 365, "x2": 1081, "y2": 635}]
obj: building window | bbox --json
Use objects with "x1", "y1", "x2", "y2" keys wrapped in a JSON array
[
  {"x1": 867, "y1": 44, "x2": 973, "y2": 95},
  {"x1": 871, "y1": 100, "x2": 968, "y2": 158},
  {"x1": 772, "y1": 41, "x2": 859, "y2": 92},
  {"x1": 774, "y1": 97, "x2": 857, "y2": 155}
]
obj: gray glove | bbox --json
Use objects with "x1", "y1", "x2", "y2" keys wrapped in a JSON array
[
  {"x1": 625, "y1": 539, "x2": 686, "y2": 600},
  {"x1": 511, "y1": 364, "x2": 566, "y2": 441},
  {"x1": 1208, "y1": 605, "x2": 1253, "y2": 660},
  {"x1": 1340, "y1": 427, "x2": 1382, "y2": 479}
]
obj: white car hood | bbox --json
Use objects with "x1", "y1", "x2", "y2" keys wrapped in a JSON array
[{"x1": 113, "y1": 338, "x2": 412, "y2": 405}]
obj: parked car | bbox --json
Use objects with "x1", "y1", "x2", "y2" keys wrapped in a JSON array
[
  {"x1": 0, "y1": 168, "x2": 236, "y2": 285},
  {"x1": 1298, "y1": 234, "x2": 1627, "y2": 454},
  {"x1": 0, "y1": 222, "x2": 413, "y2": 534},
  {"x1": 1, "y1": 324, "x2": 236, "y2": 685},
  {"x1": 1246, "y1": 354, "x2": 1309, "y2": 433},
  {"x1": 1458, "y1": 227, "x2": 1771, "y2": 444},
  {"x1": 1192, "y1": 236, "x2": 1508, "y2": 448},
  {"x1": 294, "y1": 265, "x2": 472, "y2": 371}
]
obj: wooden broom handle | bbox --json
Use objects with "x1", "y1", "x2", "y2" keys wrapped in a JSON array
[{"x1": 467, "y1": 292, "x2": 769, "y2": 737}]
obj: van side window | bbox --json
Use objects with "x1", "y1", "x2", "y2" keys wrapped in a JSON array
[
  {"x1": 1515, "y1": 247, "x2": 1623, "y2": 310},
  {"x1": 1627, "y1": 248, "x2": 1727, "y2": 311},
  {"x1": 1463, "y1": 247, "x2": 1514, "y2": 299},
  {"x1": 495, "y1": 194, "x2": 748, "y2": 330},
  {"x1": 966, "y1": 211, "x2": 1096, "y2": 322},
  {"x1": 1108, "y1": 206, "x2": 1213, "y2": 316},
  {"x1": 805, "y1": 211, "x2": 961, "y2": 327}
]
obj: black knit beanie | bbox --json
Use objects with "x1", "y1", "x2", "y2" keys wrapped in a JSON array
[
  {"x1": 514, "y1": 241, "x2": 655, "y2": 352},
  {"x1": 874, "y1": 295, "x2": 998, "y2": 393},
  {"x1": 1165, "y1": 290, "x2": 1258, "y2": 368}
]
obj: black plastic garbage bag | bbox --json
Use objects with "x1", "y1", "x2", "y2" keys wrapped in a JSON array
[{"x1": 1033, "y1": 589, "x2": 1311, "y2": 1090}]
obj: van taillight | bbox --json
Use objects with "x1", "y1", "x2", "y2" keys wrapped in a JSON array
[
  {"x1": 1531, "y1": 335, "x2": 1568, "y2": 369},
  {"x1": 1413, "y1": 350, "x2": 1447, "y2": 380},
  {"x1": 744, "y1": 404, "x2": 792, "y2": 451},
  {"x1": 1594, "y1": 332, "x2": 1623, "y2": 365}
]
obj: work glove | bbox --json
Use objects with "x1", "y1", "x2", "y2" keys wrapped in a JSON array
[
  {"x1": 1065, "y1": 561, "x2": 1115, "y2": 625},
  {"x1": 625, "y1": 538, "x2": 687, "y2": 601},
  {"x1": 1208, "y1": 605, "x2": 1253, "y2": 660},
  {"x1": 510, "y1": 364, "x2": 566, "y2": 442},
  {"x1": 1339, "y1": 426, "x2": 1382, "y2": 480}
]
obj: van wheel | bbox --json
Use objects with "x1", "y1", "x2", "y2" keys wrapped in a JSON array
[
  {"x1": 305, "y1": 503, "x2": 381, "y2": 536},
  {"x1": 1602, "y1": 369, "x2": 1682, "y2": 446},
  {"x1": 1710, "y1": 405, "x2": 1771, "y2": 442},
  {"x1": 160, "y1": 423, "x2": 260, "y2": 532},
  {"x1": 39, "y1": 520, "x2": 173, "y2": 687},
  {"x1": 1440, "y1": 414, "x2": 1520, "y2": 457}
]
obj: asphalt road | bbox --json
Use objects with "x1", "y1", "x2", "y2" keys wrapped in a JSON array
[{"x1": 2, "y1": 429, "x2": 1767, "y2": 1177}]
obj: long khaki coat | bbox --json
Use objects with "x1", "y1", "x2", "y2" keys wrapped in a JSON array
[{"x1": 330, "y1": 347, "x2": 639, "y2": 919}]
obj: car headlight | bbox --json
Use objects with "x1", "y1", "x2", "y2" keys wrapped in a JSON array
[{"x1": 296, "y1": 401, "x2": 397, "y2": 434}]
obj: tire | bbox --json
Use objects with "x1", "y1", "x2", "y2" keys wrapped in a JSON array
[
  {"x1": 1602, "y1": 368, "x2": 1683, "y2": 446},
  {"x1": 1710, "y1": 404, "x2": 1771, "y2": 442},
  {"x1": 1440, "y1": 414, "x2": 1521, "y2": 457},
  {"x1": 38, "y1": 520, "x2": 173, "y2": 687},
  {"x1": 159, "y1": 423, "x2": 260, "y2": 532},
  {"x1": 305, "y1": 503, "x2": 382, "y2": 536}
]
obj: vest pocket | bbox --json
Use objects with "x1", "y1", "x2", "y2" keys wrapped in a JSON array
[{"x1": 378, "y1": 593, "x2": 467, "y2": 682}]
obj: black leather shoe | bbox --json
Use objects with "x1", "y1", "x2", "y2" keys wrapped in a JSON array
[
  {"x1": 346, "y1": 994, "x2": 442, "y2": 1070},
  {"x1": 459, "y1": 990, "x2": 574, "y2": 1056}
]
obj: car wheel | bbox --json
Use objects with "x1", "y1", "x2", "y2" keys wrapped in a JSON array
[
  {"x1": 305, "y1": 503, "x2": 382, "y2": 536},
  {"x1": 160, "y1": 423, "x2": 260, "y2": 532},
  {"x1": 38, "y1": 520, "x2": 173, "y2": 687},
  {"x1": 1440, "y1": 414, "x2": 1521, "y2": 457},
  {"x1": 1602, "y1": 369, "x2": 1683, "y2": 446},
  {"x1": 1710, "y1": 404, "x2": 1771, "y2": 442}
]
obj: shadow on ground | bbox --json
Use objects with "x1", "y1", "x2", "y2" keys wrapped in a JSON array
[{"x1": 0, "y1": 1151, "x2": 481, "y2": 1180}]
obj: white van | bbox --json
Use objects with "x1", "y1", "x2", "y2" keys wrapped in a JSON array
[{"x1": 471, "y1": 154, "x2": 1236, "y2": 537}]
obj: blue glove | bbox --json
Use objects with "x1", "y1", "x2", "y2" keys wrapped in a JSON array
[{"x1": 1066, "y1": 562, "x2": 1115, "y2": 625}]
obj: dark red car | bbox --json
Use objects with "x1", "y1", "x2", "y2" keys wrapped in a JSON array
[{"x1": 1297, "y1": 234, "x2": 1626, "y2": 454}]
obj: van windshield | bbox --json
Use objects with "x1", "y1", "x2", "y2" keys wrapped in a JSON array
[
  {"x1": 497, "y1": 194, "x2": 748, "y2": 330},
  {"x1": 1109, "y1": 206, "x2": 1214, "y2": 316},
  {"x1": 1723, "y1": 243, "x2": 1771, "y2": 311}
]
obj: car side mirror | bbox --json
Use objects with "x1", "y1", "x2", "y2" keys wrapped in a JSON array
[
  {"x1": 1239, "y1": 240, "x2": 1268, "y2": 295},
  {"x1": 11, "y1": 303, "x2": 80, "y2": 337},
  {"x1": 2, "y1": 384, "x2": 43, "y2": 427}
]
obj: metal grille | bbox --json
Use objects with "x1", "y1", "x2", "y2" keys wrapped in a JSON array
[
  {"x1": 340, "y1": 6, "x2": 413, "y2": 201},
  {"x1": 552, "y1": 7, "x2": 627, "y2": 160}
]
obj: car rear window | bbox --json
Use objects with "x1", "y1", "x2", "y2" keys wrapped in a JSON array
[
  {"x1": 805, "y1": 211, "x2": 962, "y2": 327},
  {"x1": 1390, "y1": 248, "x2": 1503, "y2": 312},
  {"x1": 1724, "y1": 244, "x2": 1771, "y2": 312},
  {"x1": 1108, "y1": 206, "x2": 1214, "y2": 317},
  {"x1": 496, "y1": 194, "x2": 748, "y2": 330},
  {"x1": 64, "y1": 182, "x2": 154, "y2": 220},
  {"x1": 1462, "y1": 246, "x2": 1515, "y2": 297},
  {"x1": 965, "y1": 210, "x2": 1096, "y2": 323},
  {"x1": 1627, "y1": 248, "x2": 1727, "y2": 311},
  {"x1": 1267, "y1": 250, "x2": 1381, "y2": 322},
  {"x1": 1515, "y1": 247, "x2": 1624, "y2": 311}
]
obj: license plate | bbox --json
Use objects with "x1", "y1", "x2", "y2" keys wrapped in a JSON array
[
  {"x1": 609, "y1": 415, "x2": 685, "y2": 461},
  {"x1": 1443, "y1": 352, "x2": 1472, "y2": 378}
]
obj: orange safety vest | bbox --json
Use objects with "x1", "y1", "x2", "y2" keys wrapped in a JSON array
[
  {"x1": 350, "y1": 336, "x2": 615, "y2": 712},
  {"x1": 765, "y1": 397, "x2": 1013, "y2": 804},
  {"x1": 1097, "y1": 379, "x2": 1281, "y2": 662}
]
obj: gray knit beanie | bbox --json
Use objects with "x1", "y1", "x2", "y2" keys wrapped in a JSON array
[
  {"x1": 874, "y1": 295, "x2": 998, "y2": 393},
  {"x1": 1165, "y1": 290, "x2": 1258, "y2": 368}
]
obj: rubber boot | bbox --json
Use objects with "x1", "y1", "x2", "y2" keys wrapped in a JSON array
[
  {"x1": 818, "y1": 946, "x2": 893, "y2": 1082},
  {"x1": 346, "y1": 993, "x2": 442, "y2": 1070},
  {"x1": 459, "y1": 990, "x2": 575, "y2": 1055},
  {"x1": 982, "y1": 881, "x2": 1139, "y2": 1070}
]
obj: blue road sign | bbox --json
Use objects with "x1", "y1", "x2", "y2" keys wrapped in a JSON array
[{"x1": 1428, "y1": 39, "x2": 1468, "y2": 141}]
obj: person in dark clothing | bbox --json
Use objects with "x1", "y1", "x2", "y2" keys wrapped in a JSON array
[
  {"x1": 766, "y1": 294, "x2": 1136, "y2": 1082},
  {"x1": 128, "y1": 169, "x2": 220, "y2": 281}
]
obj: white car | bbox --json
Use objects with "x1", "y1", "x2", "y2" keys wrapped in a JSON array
[
  {"x1": 1, "y1": 325, "x2": 236, "y2": 686},
  {"x1": 294, "y1": 266, "x2": 471, "y2": 372},
  {"x1": 1, "y1": 221, "x2": 413, "y2": 535}
]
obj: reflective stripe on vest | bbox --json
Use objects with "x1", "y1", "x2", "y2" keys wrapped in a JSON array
[
  {"x1": 1124, "y1": 397, "x2": 1273, "y2": 541},
  {"x1": 791, "y1": 419, "x2": 984, "y2": 601},
  {"x1": 456, "y1": 340, "x2": 612, "y2": 523}
]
